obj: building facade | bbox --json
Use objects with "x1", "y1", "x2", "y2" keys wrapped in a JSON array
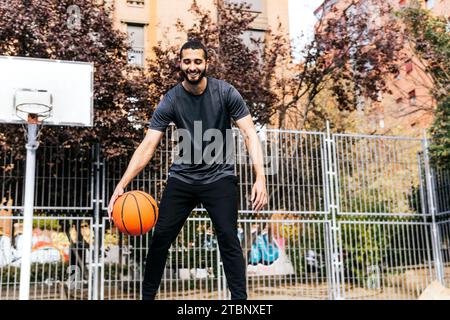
[
  {"x1": 314, "y1": 0, "x2": 449, "y2": 137},
  {"x1": 378, "y1": 0, "x2": 449, "y2": 137},
  {"x1": 108, "y1": 0, "x2": 290, "y2": 66}
]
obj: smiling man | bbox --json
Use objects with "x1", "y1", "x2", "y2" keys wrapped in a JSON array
[{"x1": 108, "y1": 40, "x2": 268, "y2": 300}]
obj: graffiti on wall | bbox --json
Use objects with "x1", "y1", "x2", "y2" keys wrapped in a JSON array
[
  {"x1": 242, "y1": 224, "x2": 295, "y2": 277},
  {"x1": 0, "y1": 220, "x2": 90, "y2": 267}
]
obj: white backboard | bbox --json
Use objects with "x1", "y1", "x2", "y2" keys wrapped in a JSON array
[{"x1": 0, "y1": 56, "x2": 94, "y2": 126}]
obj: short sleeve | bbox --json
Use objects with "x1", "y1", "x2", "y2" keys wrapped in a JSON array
[
  {"x1": 149, "y1": 95, "x2": 175, "y2": 132},
  {"x1": 226, "y1": 85, "x2": 250, "y2": 121}
]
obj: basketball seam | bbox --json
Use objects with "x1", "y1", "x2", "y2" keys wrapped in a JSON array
[
  {"x1": 121, "y1": 193, "x2": 131, "y2": 236},
  {"x1": 130, "y1": 193, "x2": 143, "y2": 235},
  {"x1": 136, "y1": 191, "x2": 158, "y2": 221},
  {"x1": 135, "y1": 191, "x2": 157, "y2": 224}
]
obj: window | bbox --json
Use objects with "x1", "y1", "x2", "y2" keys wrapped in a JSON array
[
  {"x1": 226, "y1": 0, "x2": 263, "y2": 12},
  {"x1": 127, "y1": 0, "x2": 144, "y2": 6},
  {"x1": 241, "y1": 29, "x2": 265, "y2": 56},
  {"x1": 405, "y1": 60, "x2": 413, "y2": 74},
  {"x1": 323, "y1": 0, "x2": 337, "y2": 13},
  {"x1": 314, "y1": 8, "x2": 323, "y2": 20},
  {"x1": 408, "y1": 89, "x2": 416, "y2": 105},
  {"x1": 424, "y1": 0, "x2": 434, "y2": 9},
  {"x1": 127, "y1": 24, "x2": 145, "y2": 66}
]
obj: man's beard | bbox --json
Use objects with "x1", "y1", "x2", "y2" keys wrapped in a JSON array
[{"x1": 181, "y1": 68, "x2": 207, "y2": 85}]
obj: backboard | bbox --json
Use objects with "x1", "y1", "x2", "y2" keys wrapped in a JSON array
[{"x1": 0, "y1": 56, "x2": 94, "y2": 126}]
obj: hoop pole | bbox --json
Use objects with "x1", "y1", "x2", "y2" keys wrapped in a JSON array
[{"x1": 19, "y1": 123, "x2": 39, "y2": 300}]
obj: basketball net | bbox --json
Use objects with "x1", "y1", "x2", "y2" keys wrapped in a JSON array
[
  {"x1": 14, "y1": 89, "x2": 53, "y2": 126},
  {"x1": 27, "y1": 113, "x2": 41, "y2": 125}
]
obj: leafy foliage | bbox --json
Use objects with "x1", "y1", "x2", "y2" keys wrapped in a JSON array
[
  {"x1": 0, "y1": 0, "x2": 151, "y2": 159},
  {"x1": 277, "y1": 0, "x2": 405, "y2": 130},
  {"x1": 144, "y1": 0, "x2": 287, "y2": 126},
  {"x1": 398, "y1": 3, "x2": 450, "y2": 167}
]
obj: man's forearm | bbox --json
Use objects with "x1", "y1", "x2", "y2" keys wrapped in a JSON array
[
  {"x1": 118, "y1": 145, "x2": 155, "y2": 188},
  {"x1": 244, "y1": 131, "x2": 266, "y2": 180}
]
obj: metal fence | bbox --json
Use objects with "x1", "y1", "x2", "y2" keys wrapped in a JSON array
[
  {"x1": 0, "y1": 126, "x2": 449, "y2": 300},
  {"x1": 0, "y1": 216, "x2": 93, "y2": 300}
]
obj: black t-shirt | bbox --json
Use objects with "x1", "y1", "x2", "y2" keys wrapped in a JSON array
[{"x1": 149, "y1": 77, "x2": 250, "y2": 185}]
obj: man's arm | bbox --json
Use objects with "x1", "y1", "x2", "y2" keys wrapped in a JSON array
[
  {"x1": 235, "y1": 115, "x2": 268, "y2": 212},
  {"x1": 107, "y1": 129, "x2": 164, "y2": 218}
]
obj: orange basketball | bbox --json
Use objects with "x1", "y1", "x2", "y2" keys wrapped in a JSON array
[{"x1": 112, "y1": 190, "x2": 159, "y2": 236}]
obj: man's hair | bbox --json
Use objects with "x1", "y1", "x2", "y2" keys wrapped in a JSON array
[{"x1": 179, "y1": 40, "x2": 208, "y2": 60}]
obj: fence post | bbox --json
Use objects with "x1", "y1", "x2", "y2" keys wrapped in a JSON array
[
  {"x1": 325, "y1": 121, "x2": 343, "y2": 300},
  {"x1": 91, "y1": 143, "x2": 103, "y2": 299},
  {"x1": 422, "y1": 134, "x2": 445, "y2": 285},
  {"x1": 216, "y1": 246, "x2": 222, "y2": 299}
]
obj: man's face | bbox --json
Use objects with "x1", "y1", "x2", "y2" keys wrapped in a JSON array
[{"x1": 180, "y1": 48, "x2": 207, "y2": 85}]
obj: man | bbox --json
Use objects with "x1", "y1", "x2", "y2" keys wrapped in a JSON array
[{"x1": 107, "y1": 40, "x2": 267, "y2": 300}]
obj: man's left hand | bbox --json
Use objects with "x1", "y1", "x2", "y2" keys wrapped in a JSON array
[{"x1": 251, "y1": 177, "x2": 268, "y2": 212}]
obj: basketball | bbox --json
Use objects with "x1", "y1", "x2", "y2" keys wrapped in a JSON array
[{"x1": 112, "y1": 191, "x2": 159, "y2": 236}]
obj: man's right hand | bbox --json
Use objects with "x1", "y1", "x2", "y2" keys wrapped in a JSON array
[{"x1": 107, "y1": 185, "x2": 125, "y2": 221}]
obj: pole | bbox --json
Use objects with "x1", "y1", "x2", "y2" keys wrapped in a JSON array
[
  {"x1": 19, "y1": 124, "x2": 39, "y2": 300},
  {"x1": 326, "y1": 120, "x2": 342, "y2": 299},
  {"x1": 92, "y1": 144, "x2": 102, "y2": 300},
  {"x1": 422, "y1": 131, "x2": 444, "y2": 284}
]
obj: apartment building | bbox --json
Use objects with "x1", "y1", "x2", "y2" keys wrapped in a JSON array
[
  {"x1": 314, "y1": 0, "x2": 449, "y2": 136},
  {"x1": 107, "y1": 0, "x2": 290, "y2": 66}
]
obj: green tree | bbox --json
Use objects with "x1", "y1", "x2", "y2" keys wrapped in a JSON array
[
  {"x1": 399, "y1": 3, "x2": 450, "y2": 167},
  {"x1": 429, "y1": 96, "x2": 450, "y2": 167}
]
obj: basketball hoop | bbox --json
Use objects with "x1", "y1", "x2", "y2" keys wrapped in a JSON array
[
  {"x1": 16, "y1": 102, "x2": 52, "y2": 124},
  {"x1": 0, "y1": 56, "x2": 93, "y2": 300},
  {"x1": 14, "y1": 89, "x2": 53, "y2": 125}
]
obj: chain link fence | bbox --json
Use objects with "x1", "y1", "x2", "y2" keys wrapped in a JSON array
[{"x1": 0, "y1": 127, "x2": 449, "y2": 299}]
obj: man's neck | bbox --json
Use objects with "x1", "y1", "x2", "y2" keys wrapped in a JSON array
[{"x1": 182, "y1": 77, "x2": 208, "y2": 95}]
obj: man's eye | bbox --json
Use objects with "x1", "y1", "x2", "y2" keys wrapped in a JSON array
[{"x1": 195, "y1": 60, "x2": 202, "y2": 64}]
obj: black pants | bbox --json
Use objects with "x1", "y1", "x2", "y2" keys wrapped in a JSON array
[{"x1": 142, "y1": 175, "x2": 247, "y2": 300}]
